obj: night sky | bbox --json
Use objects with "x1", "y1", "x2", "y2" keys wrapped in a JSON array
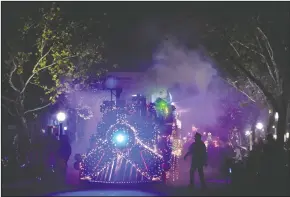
[{"x1": 3, "y1": 2, "x2": 288, "y2": 72}]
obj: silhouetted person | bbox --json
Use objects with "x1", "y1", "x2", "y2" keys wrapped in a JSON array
[
  {"x1": 262, "y1": 134, "x2": 278, "y2": 189},
  {"x1": 232, "y1": 146, "x2": 245, "y2": 188},
  {"x1": 31, "y1": 135, "x2": 46, "y2": 180},
  {"x1": 58, "y1": 135, "x2": 72, "y2": 183},
  {"x1": 184, "y1": 132, "x2": 207, "y2": 189},
  {"x1": 44, "y1": 130, "x2": 59, "y2": 182},
  {"x1": 255, "y1": 137, "x2": 264, "y2": 152},
  {"x1": 220, "y1": 142, "x2": 234, "y2": 184},
  {"x1": 234, "y1": 146, "x2": 242, "y2": 163}
]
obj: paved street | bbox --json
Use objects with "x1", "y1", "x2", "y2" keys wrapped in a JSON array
[
  {"x1": 2, "y1": 179, "x2": 230, "y2": 196},
  {"x1": 3, "y1": 159, "x2": 289, "y2": 196},
  {"x1": 3, "y1": 179, "x2": 290, "y2": 196}
]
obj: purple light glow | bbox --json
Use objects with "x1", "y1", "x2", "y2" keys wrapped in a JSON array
[
  {"x1": 64, "y1": 35, "x2": 263, "y2": 186},
  {"x1": 54, "y1": 190, "x2": 161, "y2": 196}
]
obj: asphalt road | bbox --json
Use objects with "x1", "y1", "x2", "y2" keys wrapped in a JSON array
[
  {"x1": 3, "y1": 174, "x2": 289, "y2": 196},
  {"x1": 2, "y1": 180, "x2": 228, "y2": 196},
  {"x1": 2, "y1": 179, "x2": 261, "y2": 197}
]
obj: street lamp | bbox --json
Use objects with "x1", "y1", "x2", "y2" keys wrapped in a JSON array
[
  {"x1": 245, "y1": 130, "x2": 251, "y2": 136},
  {"x1": 254, "y1": 122, "x2": 264, "y2": 142},
  {"x1": 256, "y1": 122, "x2": 263, "y2": 130},
  {"x1": 245, "y1": 130, "x2": 253, "y2": 150},
  {"x1": 274, "y1": 112, "x2": 279, "y2": 121},
  {"x1": 57, "y1": 112, "x2": 66, "y2": 122},
  {"x1": 56, "y1": 112, "x2": 66, "y2": 136}
]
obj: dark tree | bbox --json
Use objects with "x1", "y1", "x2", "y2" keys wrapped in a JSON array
[
  {"x1": 200, "y1": 9, "x2": 290, "y2": 147},
  {"x1": 1, "y1": 3, "x2": 110, "y2": 155}
]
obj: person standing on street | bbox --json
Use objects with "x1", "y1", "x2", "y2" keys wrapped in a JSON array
[
  {"x1": 184, "y1": 132, "x2": 207, "y2": 189},
  {"x1": 57, "y1": 135, "x2": 72, "y2": 184}
]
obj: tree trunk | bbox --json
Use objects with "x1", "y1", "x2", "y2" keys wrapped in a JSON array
[
  {"x1": 16, "y1": 99, "x2": 31, "y2": 164},
  {"x1": 17, "y1": 115, "x2": 30, "y2": 161},
  {"x1": 273, "y1": 100, "x2": 288, "y2": 180},
  {"x1": 251, "y1": 109, "x2": 260, "y2": 143},
  {"x1": 276, "y1": 103, "x2": 287, "y2": 148},
  {"x1": 266, "y1": 111, "x2": 275, "y2": 135},
  {"x1": 275, "y1": 81, "x2": 289, "y2": 148}
]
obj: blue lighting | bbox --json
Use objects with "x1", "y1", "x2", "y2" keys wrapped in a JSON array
[
  {"x1": 116, "y1": 134, "x2": 125, "y2": 143},
  {"x1": 112, "y1": 131, "x2": 128, "y2": 147},
  {"x1": 53, "y1": 189, "x2": 161, "y2": 196},
  {"x1": 105, "y1": 76, "x2": 118, "y2": 89}
]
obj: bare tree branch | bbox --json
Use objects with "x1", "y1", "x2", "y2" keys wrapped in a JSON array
[
  {"x1": 256, "y1": 27, "x2": 280, "y2": 90},
  {"x1": 229, "y1": 42, "x2": 278, "y2": 110},
  {"x1": 232, "y1": 40, "x2": 277, "y2": 84},
  {"x1": 233, "y1": 40, "x2": 265, "y2": 58},
  {"x1": 255, "y1": 35, "x2": 264, "y2": 52},
  {"x1": 1, "y1": 96, "x2": 17, "y2": 103},
  {"x1": 257, "y1": 27, "x2": 274, "y2": 58},
  {"x1": 1, "y1": 104, "x2": 16, "y2": 116},
  {"x1": 229, "y1": 42, "x2": 240, "y2": 57},
  {"x1": 24, "y1": 103, "x2": 51, "y2": 114},
  {"x1": 221, "y1": 78, "x2": 256, "y2": 103},
  {"x1": 9, "y1": 60, "x2": 21, "y2": 92},
  {"x1": 15, "y1": 105, "x2": 20, "y2": 116}
]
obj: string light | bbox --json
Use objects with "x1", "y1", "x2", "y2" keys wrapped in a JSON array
[
  {"x1": 76, "y1": 104, "x2": 93, "y2": 120},
  {"x1": 79, "y1": 117, "x2": 166, "y2": 182},
  {"x1": 169, "y1": 118, "x2": 182, "y2": 182},
  {"x1": 76, "y1": 97, "x2": 175, "y2": 183}
]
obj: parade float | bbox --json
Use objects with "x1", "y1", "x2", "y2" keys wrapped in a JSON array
[{"x1": 74, "y1": 80, "x2": 178, "y2": 183}]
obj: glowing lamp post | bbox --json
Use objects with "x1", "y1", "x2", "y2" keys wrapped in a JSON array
[
  {"x1": 245, "y1": 130, "x2": 253, "y2": 150},
  {"x1": 254, "y1": 122, "x2": 263, "y2": 142},
  {"x1": 256, "y1": 122, "x2": 263, "y2": 130},
  {"x1": 56, "y1": 112, "x2": 66, "y2": 137},
  {"x1": 274, "y1": 112, "x2": 279, "y2": 121}
]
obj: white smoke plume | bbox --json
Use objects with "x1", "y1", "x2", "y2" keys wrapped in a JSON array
[
  {"x1": 141, "y1": 37, "x2": 226, "y2": 133},
  {"x1": 142, "y1": 37, "x2": 229, "y2": 185}
]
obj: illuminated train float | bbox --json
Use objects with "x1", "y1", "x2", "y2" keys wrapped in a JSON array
[{"x1": 74, "y1": 93, "x2": 177, "y2": 183}]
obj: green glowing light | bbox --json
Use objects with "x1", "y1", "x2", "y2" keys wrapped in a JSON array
[{"x1": 155, "y1": 98, "x2": 170, "y2": 116}]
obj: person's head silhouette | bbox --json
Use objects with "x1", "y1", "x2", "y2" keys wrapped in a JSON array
[{"x1": 194, "y1": 132, "x2": 202, "y2": 142}]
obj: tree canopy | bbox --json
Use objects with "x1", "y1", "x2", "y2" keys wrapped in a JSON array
[
  {"x1": 1, "y1": 3, "x2": 111, "y2": 130},
  {"x1": 200, "y1": 9, "x2": 290, "y2": 144}
]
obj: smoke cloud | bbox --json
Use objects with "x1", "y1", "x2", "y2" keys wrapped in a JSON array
[
  {"x1": 141, "y1": 37, "x2": 226, "y2": 134},
  {"x1": 139, "y1": 37, "x2": 231, "y2": 185}
]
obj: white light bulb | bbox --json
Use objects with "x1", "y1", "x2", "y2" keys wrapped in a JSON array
[
  {"x1": 274, "y1": 112, "x2": 279, "y2": 120},
  {"x1": 256, "y1": 122, "x2": 263, "y2": 130},
  {"x1": 56, "y1": 112, "x2": 66, "y2": 122}
]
